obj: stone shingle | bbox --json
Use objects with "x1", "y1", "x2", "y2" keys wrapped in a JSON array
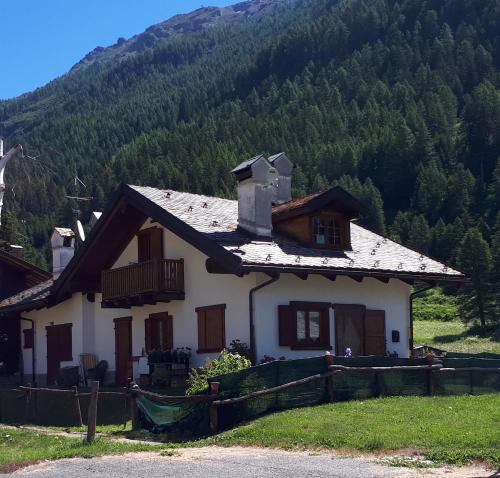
[{"x1": 131, "y1": 185, "x2": 463, "y2": 279}]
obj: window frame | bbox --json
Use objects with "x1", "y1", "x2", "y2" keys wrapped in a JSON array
[
  {"x1": 145, "y1": 312, "x2": 173, "y2": 353},
  {"x1": 195, "y1": 304, "x2": 226, "y2": 354},
  {"x1": 310, "y1": 213, "x2": 342, "y2": 249},
  {"x1": 290, "y1": 301, "x2": 331, "y2": 350}
]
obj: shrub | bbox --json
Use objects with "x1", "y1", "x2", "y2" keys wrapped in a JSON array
[
  {"x1": 413, "y1": 289, "x2": 459, "y2": 322},
  {"x1": 186, "y1": 350, "x2": 251, "y2": 395},
  {"x1": 227, "y1": 339, "x2": 252, "y2": 360}
]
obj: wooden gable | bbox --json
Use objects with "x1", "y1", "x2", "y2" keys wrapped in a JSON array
[{"x1": 272, "y1": 187, "x2": 365, "y2": 251}]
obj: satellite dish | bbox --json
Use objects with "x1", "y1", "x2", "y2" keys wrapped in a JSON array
[{"x1": 76, "y1": 220, "x2": 86, "y2": 242}]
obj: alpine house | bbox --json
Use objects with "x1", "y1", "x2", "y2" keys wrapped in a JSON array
[{"x1": 0, "y1": 153, "x2": 464, "y2": 385}]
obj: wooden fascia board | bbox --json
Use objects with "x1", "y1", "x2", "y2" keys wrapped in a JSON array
[
  {"x1": 123, "y1": 186, "x2": 242, "y2": 272},
  {"x1": 54, "y1": 184, "x2": 243, "y2": 299},
  {"x1": 238, "y1": 264, "x2": 465, "y2": 284}
]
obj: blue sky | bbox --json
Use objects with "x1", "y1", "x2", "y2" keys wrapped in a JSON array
[{"x1": 0, "y1": 0, "x2": 235, "y2": 100}]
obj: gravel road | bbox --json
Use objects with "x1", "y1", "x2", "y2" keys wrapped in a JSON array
[{"x1": 9, "y1": 447, "x2": 491, "y2": 478}]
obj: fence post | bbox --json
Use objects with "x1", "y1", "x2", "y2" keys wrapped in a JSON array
[
  {"x1": 469, "y1": 370, "x2": 474, "y2": 395},
  {"x1": 86, "y1": 381, "x2": 99, "y2": 443},
  {"x1": 209, "y1": 382, "x2": 220, "y2": 434},
  {"x1": 73, "y1": 386, "x2": 83, "y2": 427},
  {"x1": 130, "y1": 393, "x2": 140, "y2": 431},
  {"x1": 324, "y1": 354, "x2": 334, "y2": 403},
  {"x1": 24, "y1": 383, "x2": 31, "y2": 423},
  {"x1": 427, "y1": 367, "x2": 434, "y2": 396}
]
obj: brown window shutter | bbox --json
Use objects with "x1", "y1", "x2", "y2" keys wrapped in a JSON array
[
  {"x1": 197, "y1": 309, "x2": 207, "y2": 351},
  {"x1": 145, "y1": 318, "x2": 152, "y2": 352},
  {"x1": 278, "y1": 305, "x2": 296, "y2": 346},
  {"x1": 163, "y1": 314, "x2": 173, "y2": 350},
  {"x1": 196, "y1": 305, "x2": 225, "y2": 352},
  {"x1": 319, "y1": 308, "x2": 330, "y2": 347},
  {"x1": 364, "y1": 309, "x2": 386, "y2": 356},
  {"x1": 205, "y1": 307, "x2": 225, "y2": 351},
  {"x1": 58, "y1": 324, "x2": 73, "y2": 361}
]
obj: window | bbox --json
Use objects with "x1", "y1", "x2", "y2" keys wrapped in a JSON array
[
  {"x1": 196, "y1": 304, "x2": 226, "y2": 353},
  {"x1": 145, "y1": 312, "x2": 173, "y2": 352},
  {"x1": 279, "y1": 302, "x2": 330, "y2": 349},
  {"x1": 312, "y1": 216, "x2": 341, "y2": 247}
]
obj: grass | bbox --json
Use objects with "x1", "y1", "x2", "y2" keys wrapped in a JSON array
[
  {"x1": 413, "y1": 319, "x2": 500, "y2": 355},
  {"x1": 0, "y1": 427, "x2": 164, "y2": 472},
  {"x1": 202, "y1": 394, "x2": 500, "y2": 467}
]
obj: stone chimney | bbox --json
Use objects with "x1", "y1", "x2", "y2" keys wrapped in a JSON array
[
  {"x1": 231, "y1": 155, "x2": 278, "y2": 238},
  {"x1": 268, "y1": 152, "x2": 294, "y2": 205},
  {"x1": 51, "y1": 227, "x2": 75, "y2": 279}
]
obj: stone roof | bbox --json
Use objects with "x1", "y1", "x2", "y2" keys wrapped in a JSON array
[
  {"x1": 0, "y1": 279, "x2": 53, "y2": 309},
  {"x1": 130, "y1": 185, "x2": 464, "y2": 280}
]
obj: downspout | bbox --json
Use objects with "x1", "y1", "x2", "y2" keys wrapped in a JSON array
[
  {"x1": 20, "y1": 317, "x2": 35, "y2": 384},
  {"x1": 249, "y1": 273, "x2": 279, "y2": 364},
  {"x1": 409, "y1": 284, "x2": 434, "y2": 355}
]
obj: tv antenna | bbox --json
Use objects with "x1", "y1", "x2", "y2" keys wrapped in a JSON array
[{"x1": 66, "y1": 174, "x2": 93, "y2": 245}]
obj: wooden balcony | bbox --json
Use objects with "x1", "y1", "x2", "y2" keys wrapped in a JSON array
[{"x1": 101, "y1": 259, "x2": 185, "y2": 308}]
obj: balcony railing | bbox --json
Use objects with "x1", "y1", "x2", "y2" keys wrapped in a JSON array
[{"x1": 102, "y1": 259, "x2": 184, "y2": 303}]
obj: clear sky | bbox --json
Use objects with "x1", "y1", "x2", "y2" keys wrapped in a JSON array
[{"x1": 0, "y1": 0, "x2": 236, "y2": 100}]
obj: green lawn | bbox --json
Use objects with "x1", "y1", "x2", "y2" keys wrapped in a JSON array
[
  {"x1": 204, "y1": 394, "x2": 500, "y2": 467},
  {"x1": 413, "y1": 319, "x2": 500, "y2": 354},
  {"x1": 0, "y1": 427, "x2": 163, "y2": 472}
]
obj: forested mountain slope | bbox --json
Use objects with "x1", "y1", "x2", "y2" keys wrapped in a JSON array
[{"x1": 1, "y1": 0, "x2": 499, "y2": 314}]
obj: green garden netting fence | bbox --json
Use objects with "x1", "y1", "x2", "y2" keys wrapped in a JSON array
[{"x1": 136, "y1": 354, "x2": 500, "y2": 434}]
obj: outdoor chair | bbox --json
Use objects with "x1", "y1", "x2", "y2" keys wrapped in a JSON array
[
  {"x1": 79, "y1": 353, "x2": 98, "y2": 387},
  {"x1": 87, "y1": 360, "x2": 108, "y2": 386}
]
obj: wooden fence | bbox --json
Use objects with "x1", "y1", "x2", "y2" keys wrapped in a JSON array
[{"x1": 13, "y1": 360, "x2": 500, "y2": 436}]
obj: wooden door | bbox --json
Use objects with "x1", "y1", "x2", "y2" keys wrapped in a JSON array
[
  {"x1": 46, "y1": 324, "x2": 73, "y2": 385},
  {"x1": 334, "y1": 305, "x2": 365, "y2": 356},
  {"x1": 138, "y1": 227, "x2": 163, "y2": 263},
  {"x1": 114, "y1": 317, "x2": 132, "y2": 385},
  {"x1": 365, "y1": 310, "x2": 386, "y2": 356}
]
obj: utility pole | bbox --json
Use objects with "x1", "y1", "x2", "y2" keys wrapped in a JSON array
[{"x1": 0, "y1": 139, "x2": 22, "y2": 226}]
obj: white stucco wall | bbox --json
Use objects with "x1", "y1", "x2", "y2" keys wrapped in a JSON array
[
  {"x1": 108, "y1": 223, "x2": 256, "y2": 368},
  {"x1": 22, "y1": 294, "x2": 84, "y2": 381},
  {"x1": 19, "y1": 216, "x2": 412, "y2": 381},
  {"x1": 254, "y1": 274, "x2": 411, "y2": 360}
]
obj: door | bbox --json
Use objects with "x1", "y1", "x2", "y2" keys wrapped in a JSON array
[
  {"x1": 334, "y1": 305, "x2": 365, "y2": 356},
  {"x1": 46, "y1": 324, "x2": 73, "y2": 385},
  {"x1": 137, "y1": 227, "x2": 163, "y2": 263},
  {"x1": 114, "y1": 317, "x2": 132, "y2": 385}
]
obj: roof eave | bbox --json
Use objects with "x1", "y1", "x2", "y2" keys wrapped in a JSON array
[{"x1": 239, "y1": 264, "x2": 466, "y2": 284}]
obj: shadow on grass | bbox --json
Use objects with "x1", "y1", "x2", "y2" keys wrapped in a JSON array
[{"x1": 434, "y1": 325, "x2": 500, "y2": 344}]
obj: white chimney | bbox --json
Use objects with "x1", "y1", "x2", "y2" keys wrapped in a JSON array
[
  {"x1": 268, "y1": 152, "x2": 294, "y2": 205},
  {"x1": 51, "y1": 227, "x2": 75, "y2": 279},
  {"x1": 232, "y1": 155, "x2": 278, "y2": 238}
]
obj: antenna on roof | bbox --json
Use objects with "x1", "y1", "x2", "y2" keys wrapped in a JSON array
[{"x1": 66, "y1": 174, "x2": 93, "y2": 247}]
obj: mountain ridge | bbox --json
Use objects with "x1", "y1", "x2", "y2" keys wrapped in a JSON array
[{"x1": 71, "y1": 0, "x2": 296, "y2": 74}]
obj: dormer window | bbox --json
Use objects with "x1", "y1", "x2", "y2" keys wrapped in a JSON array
[{"x1": 312, "y1": 215, "x2": 341, "y2": 247}]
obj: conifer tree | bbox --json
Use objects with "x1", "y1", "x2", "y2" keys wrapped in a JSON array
[{"x1": 456, "y1": 228, "x2": 494, "y2": 328}]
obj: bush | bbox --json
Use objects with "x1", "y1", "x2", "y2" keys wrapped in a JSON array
[
  {"x1": 414, "y1": 289, "x2": 459, "y2": 322},
  {"x1": 227, "y1": 339, "x2": 252, "y2": 360},
  {"x1": 185, "y1": 350, "x2": 251, "y2": 395}
]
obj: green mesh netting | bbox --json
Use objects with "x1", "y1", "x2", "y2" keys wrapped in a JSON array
[
  {"x1": 134, "y1": 354, "x2": 500, "y2": 434},
  {"x1": 136, "y1": 395, "x2": 210, "y2": 434}
]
